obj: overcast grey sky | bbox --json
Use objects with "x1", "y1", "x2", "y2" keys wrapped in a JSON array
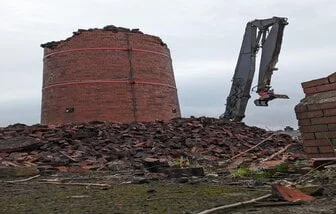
[{"x1": 1, "y1": 0, "x2": 336, "y2": 129}]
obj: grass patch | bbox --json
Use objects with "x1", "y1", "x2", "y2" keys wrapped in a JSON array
[{"x1": 0, "y1": 181, "x2": 264, "y2": 213}]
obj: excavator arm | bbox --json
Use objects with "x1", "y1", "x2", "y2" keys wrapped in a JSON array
[{"x1": 221, "y1": 17, "x2": 289, "y2": 121}]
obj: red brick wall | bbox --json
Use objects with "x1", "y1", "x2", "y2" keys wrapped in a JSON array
[
  {"x1": 295, "y1": 72, "x2": 336, "y2": 158},
  {"x1": 41, "y1": 28, "x2": 181, "y2": 125}
]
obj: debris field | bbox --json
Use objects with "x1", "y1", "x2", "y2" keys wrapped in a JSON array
[{"x1": 0, "y1": 117, "x2": 304, "y2": 173}]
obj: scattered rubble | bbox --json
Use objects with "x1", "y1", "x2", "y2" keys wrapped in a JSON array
[
  {"x1": 0, "y1": 117, "x2": 304, "y2": 175},
  {"x1": 0, "y1": 118, "x2": 334, "y2": 214},
  {"x1": 0, "y1": 136, "x2": 41, "y2": 153}
]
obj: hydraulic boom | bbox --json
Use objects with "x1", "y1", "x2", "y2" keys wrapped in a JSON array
[{"x1": 221, "y1": 17, "x2": 289, "y2": 122}]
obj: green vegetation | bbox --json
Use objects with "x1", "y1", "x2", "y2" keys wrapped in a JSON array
[
  {"x1": 0, "y1": 181, "x2": 264, "y2": 214},
  {"x1": 275, "y1": 163, "x2": 289, "y2": 173},
  {"x1": 230, "y1": 163, "x2": 291, "y2": 179}
]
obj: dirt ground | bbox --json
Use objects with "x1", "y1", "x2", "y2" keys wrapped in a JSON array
[{"x1": 1, "y1": 171, "x2": 336, "y2": 214}]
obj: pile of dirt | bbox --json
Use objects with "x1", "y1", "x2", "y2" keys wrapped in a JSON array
[{"x1": 0, "y1": 117, "x2": 304, "y2": 172}]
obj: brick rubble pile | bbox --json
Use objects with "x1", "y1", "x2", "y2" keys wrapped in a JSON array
[{"x1": 0, "y1": 117, "x2": 303, "y2": 172}]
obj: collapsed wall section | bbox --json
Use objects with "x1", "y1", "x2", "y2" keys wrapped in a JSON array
[
  {"x1": 295, "y1": 72, "x2": 336, "y2": 158},
  {"x1": 40, "y1": 26, "x2": 181, "y2": 125}
]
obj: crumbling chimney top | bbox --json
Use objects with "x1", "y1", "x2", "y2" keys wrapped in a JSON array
[{"x1": 40, "y1": 25, "x2": 147, "y2": 49}]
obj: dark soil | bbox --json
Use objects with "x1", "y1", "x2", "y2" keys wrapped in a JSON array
[{"x1": 1, "y1": 172, "x2": 336, "y2": 214}]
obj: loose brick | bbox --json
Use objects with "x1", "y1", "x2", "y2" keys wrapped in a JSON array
[
  {"x1": 301, "y1": 77, "x2": 329, "y2": 89},
  {"x1": 307, "y1": 102, "x2": 336, "y2": 111},
  {"x1": 304, "y1": 146, "x2": 319, "y2": 154},
  {"x1": 301, "y1": 132, "x2": 315, "y2": 140},
  {"x1": 300, "y1": 124, "x2": 328, "y2": 132},
  {"x1": 328, "y1": 72, "x2": 336, "y2": 83},
  {"x1": 311, "y1": 116, "x2": 336, "y2": 125},
  {"x1": 296, "y1": 110, "x2": 323, "y2": 119},
  {"x1": 314, "y1": 131, "x2": 336, "y2": 139},
  {"x1": 304, "y1": 139, "x2": 331, "y2": 146}
]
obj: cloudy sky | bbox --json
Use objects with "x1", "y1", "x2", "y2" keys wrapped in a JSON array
[{"x1": 1, "y1": 0, "x2": 335, "y2": 129}]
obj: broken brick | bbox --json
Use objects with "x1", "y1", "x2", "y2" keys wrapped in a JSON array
[
  {"x1": 272, "y1": 183, "x2": 315, "y2": 202},
  {"x1": 0, "y1": 117, "x2": 303, "y2": 172}
]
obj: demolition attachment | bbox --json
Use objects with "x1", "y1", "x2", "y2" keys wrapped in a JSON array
[{"x1": 221, "y1": 17, "x2": 289, "y2": 121}]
